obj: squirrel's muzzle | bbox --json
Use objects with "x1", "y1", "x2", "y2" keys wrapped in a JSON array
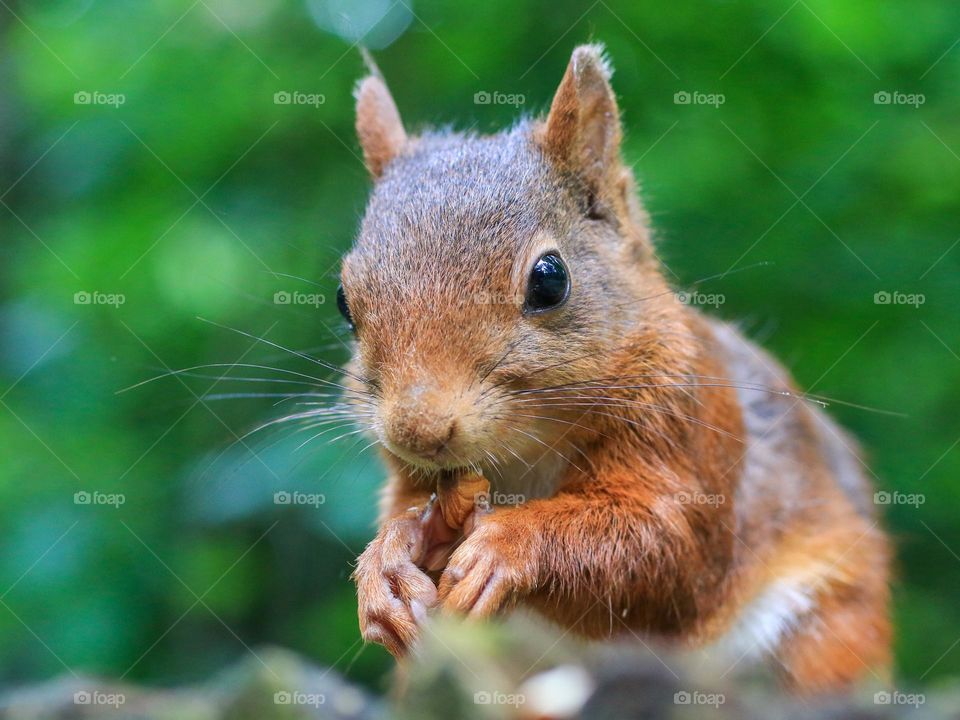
[{"x1": 382, "y1": 384, "x2": 461, "y2": 466}]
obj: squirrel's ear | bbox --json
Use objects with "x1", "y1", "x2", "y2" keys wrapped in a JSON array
[
  {"x1": 355, "y1": 74, "x2": 407, "y2": 179},
  {"x1": 541, "y1": 44, "x2": 622, "y2": 201}
]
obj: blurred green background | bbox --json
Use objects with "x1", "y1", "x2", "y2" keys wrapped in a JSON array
[{"x1": 0, "y1": 0, "x2": 957, "y2": 694}]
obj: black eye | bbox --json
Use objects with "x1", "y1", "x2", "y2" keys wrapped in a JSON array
[
  {"x1": 524, "y1": 253, "x2": 570, "y2": 313},
  {"x1": 336, "y1": 284, "x2": 355, "y2": 330}
]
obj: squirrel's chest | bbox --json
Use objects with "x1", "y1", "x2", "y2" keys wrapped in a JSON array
[{"x1": 483, "y1": 452, "x2": 570, "y2": 505}]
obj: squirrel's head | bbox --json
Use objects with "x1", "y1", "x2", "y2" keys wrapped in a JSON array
[{"x1": 340, "y1": 45, "x2": 687, "y2": 474}]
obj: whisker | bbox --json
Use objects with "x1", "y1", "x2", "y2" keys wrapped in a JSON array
[
  {"x1": 196, "y1": 317, "x2": 369, "y2": 385},
  {"x1": 254, "y1": 342, "x2": 352, "y2": 364},
  {"x1": 482, "y1": 347, "x2": 599, "y2": 397},
  {"x1": 509, "y1": 397, "x2": 742, "y2": 442},
  {"x1": 198, "y1": 412, "x2": 366, "y2": 481},
  {"x1": 475, "y1": 338, "x2": 523, "y2": 390},
  {"x1": 495, "y1": 440, "x2": 532, "y2": 470},
  {"x1": 288, "y1": 432, "x2": 373, "y2": 483},
  {"x1": 501, "y1": 412, "x2": 616, "y2": 442},
  {"x1": 495, "y1": 415, "x2": 598, "y2": 472},
  {"x1": 511, "y1": 377, "x2": 830, "y2": 411},
  {"x1": 264, "y1": 270, "x2": 327, "y2": 289},
  {"x1": 117, "y1": 363, "x2": 370, "y2": 398},
  {"x1": 510, "y1": 372, "x2": 902, "y2": 416},
  {"x1": 503, "y1": 423, "x2": 585, "y2": 474},
  {"x1": 169, "y1": 371, "x2": 338, "y2": 387},
  {"x1": 507, "y1": 405, "x2": 680, "y2": 451},
  {"x1": 296, "y1": 421, "x2": 374, "y2": 452},
  {"x1": 203, "y1": 392, "x2": 331, "y2": 401},
  {"x1": 221, "y1": 405, "x2": 364, "y2": 451},
  {"x1": 323, "y1": 425, "x2": 374, "y2": 446}
]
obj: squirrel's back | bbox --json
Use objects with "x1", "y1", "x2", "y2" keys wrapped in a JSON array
[{"x1": 704, "y1": 318, "x2": 889, "y2": 682}]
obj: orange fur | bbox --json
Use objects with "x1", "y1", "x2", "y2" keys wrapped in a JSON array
[{"x1": 345, "y1": 44, "x2": 891, "y2": 693}]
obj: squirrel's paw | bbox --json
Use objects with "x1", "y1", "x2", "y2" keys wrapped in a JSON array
[
  {"x1": 437, "y1": 513, "x2": 536, "y2": 618},
  {"x1": 353, "y1": 510, "x2": 438, "y2": 657}
]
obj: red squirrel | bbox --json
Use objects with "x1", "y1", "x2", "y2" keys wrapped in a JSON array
[{"x1": 342, "y1": 44, "x2": 891, "y2": 693}]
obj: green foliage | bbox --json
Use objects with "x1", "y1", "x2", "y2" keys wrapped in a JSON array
[{"x1": 0, "y1": 0, "x2": 957, "y2": 691}]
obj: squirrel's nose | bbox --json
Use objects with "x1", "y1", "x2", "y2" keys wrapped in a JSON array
[{"x1": 383, "y1": 388, "x2": 458, "y2": 461}]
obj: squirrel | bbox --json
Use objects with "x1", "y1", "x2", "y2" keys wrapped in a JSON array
[{"x1": 341, "y1": 44, "x2": 891, "y2": 693}]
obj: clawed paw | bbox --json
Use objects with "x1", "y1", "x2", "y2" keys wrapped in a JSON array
[
  {"x1": 438, "y1": 516, "x2": 535, "y2": 618},
  {"x1": 355, "y1": 503, "x2": 536, "y2": 653},
  {"x1": 353, "y1": 500, "x2": 458, "y2": 656}
]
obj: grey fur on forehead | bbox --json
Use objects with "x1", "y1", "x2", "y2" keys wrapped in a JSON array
[{"x1": 355, "y1": 123, "x2": 572, "y2": 256}]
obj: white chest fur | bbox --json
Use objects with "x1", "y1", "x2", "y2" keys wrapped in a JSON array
[{"x1": 709, "y1": 576, "x2": 817, "y2": 662}]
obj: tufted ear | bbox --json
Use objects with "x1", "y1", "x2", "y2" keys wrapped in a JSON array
[
  {"x1": 355, "y1": 70, "x2": 407, "y2": 179},
  {"x1": 541, "y1": 44, "x2": 623, "y2": 206}
]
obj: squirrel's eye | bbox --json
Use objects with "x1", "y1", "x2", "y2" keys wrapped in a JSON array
[
  {"x1": 524, "y1": 253, "x2": 570, "y2": 314},
  {"x1": 336, "y1": 284, "x2": 355, "y2": 330}
]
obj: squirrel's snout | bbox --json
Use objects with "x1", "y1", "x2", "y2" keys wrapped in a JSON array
[{"x1": 382, "y1": 388, "x2": 461, "y2": 465}]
